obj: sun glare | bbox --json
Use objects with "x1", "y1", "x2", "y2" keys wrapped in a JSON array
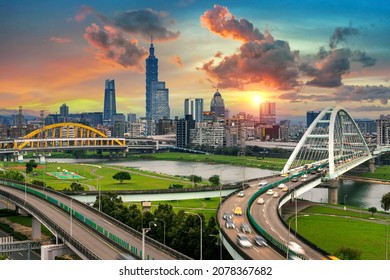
[{"x1": 254, "y1": 95, "x2": 262, "y2": 105}]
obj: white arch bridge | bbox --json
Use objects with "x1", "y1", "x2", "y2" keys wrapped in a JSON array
[
  {"x1": 282, "y1": 106, "x2": 377, "y2": 179},
  {"x1": 219, "y1": 106, "x2": 390, "y2": 260}
]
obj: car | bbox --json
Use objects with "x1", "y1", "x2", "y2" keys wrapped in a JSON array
[
  {"x1": 234, "y1": 206, "x2": 242, "y2": 215},
  {"x1": 258, "y1": 181, "x2": 268, "y2": 186},
  {"x1": 241, "y1": 223, "x2": 252, "y2": 233},
  {"x1": 256, "y1": 197, "x2": 265, "y2": 204},
  {"x1": 300, "y1": 177, "x2": 306, "y2": 182},
  {"x1": 288, "y1": 241, "x2": 305, "y2": 255},
  {"x1": 272, "y1": 192, "x2": 280, "y2": 198},
  {"x1": 225, "y1": 219, "x2": 235, "y2": 229},
  {"x1": 278, "y1": 183, "x2": 286, "y2": 189},
  {"x1": 266, "y1": 189, "x2": 274, "y2": 195},
  {"x1": 254, "y1": 235, "x2": 267, "y2": 246},
  {"x1": 291, "y1": 177, "x2": 298, "y2": 182},
  {"x1": 281, "y1": 186, "x2": 289, "y2": 192},
  {"x1": 223, "y1": 212, "x2": 233, "y2": 220},
  {"x1": 237, "y1": 191, "x2": 245, "y2": 197},
  {"x1": 237, "y1": 234, "x2": 252, "y2": 248}
]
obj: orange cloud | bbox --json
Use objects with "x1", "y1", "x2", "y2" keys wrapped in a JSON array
[
  {"x1": 168, "y1": 55, "x2": 184, "y2": 67},
  {"x1": 200, "y1": 5, "x2": 264, "y2": 42}
]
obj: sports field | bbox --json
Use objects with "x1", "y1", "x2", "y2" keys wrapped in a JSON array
[{"x1": 46, "y1": 171, "x2": 85, "y2": 180}]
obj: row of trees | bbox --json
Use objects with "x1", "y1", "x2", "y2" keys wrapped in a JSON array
[{"x1": 92, "y1": 192, "x2": 229, "y2": 259}]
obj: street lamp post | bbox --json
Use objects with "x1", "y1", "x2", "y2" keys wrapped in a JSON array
[
  {"x1": 344, "y1": 194, "x2": 348, "y2": 211},
  {"x1": 155, "y1": 218, "x2": 166, "y2": 245},
  {"x1": 142, "y1": 221, "x2": 157, "y2": 260},
  {"x1": 185, "y1": 211, "x2": 203, "y2": 260},
  {"x1": 286, "y1": 214, "x2": 309, "y2": 259}
]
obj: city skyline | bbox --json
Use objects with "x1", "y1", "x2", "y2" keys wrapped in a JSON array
[{"x1": 1, "y1": 1, "x2": 389, "y2": 122}]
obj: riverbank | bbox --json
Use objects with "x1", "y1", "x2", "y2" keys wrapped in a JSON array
[
  {"x1": 342, "y1": 175, "x2": 390, "y2": 185},
  {"x1": 129, "y1": 152, "x2": 286, "y2": 170}
]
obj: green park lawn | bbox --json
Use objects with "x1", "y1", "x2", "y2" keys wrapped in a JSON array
[
  {"x1": 289, "y1": 205, "x2": 390, "y2": 260},
  {"x1": 126, "y1": 198, "x2": 221, "y2": 221},
  {"x1": 359, "y1": 165, "x2": 390, "y2": 181},
  {"x1": 5, "y1": 162, "x2": 197, "y2": 191}
]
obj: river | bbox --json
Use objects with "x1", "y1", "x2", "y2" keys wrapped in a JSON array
[{"x1": 46, "y1": 158, "x2": 390, "y2": 211}]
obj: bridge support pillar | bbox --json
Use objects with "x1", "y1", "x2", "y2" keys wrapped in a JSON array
[
  {"x1": 369, "y1": 158, "x2": 375, "y2": 173},
  {"x1": 31, "y1": 217, "x2": 41, "y2": 239},
  {"x1": 327, "y1": 179, "x2": 340, "y2": 205},
  {"x1": 41, "y1": 244, "x2": 73, "y2": 260}
]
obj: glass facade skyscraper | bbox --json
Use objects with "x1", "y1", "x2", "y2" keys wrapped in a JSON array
[
  {"x1": 259, "y1": 102, "x2": 276, "y2": 125},
  {"x1": 184, "y1": 98, "x2": 204, "y2": 122},
  {"x1": 103, "y1": 79, "x2": 116, "y2": 123},
  {"x1": 151, "y1": 81, "x2": 170, "y2": 121},
  {"x1": 145, "y1": 39, "x2": 158, "y2": 120}
]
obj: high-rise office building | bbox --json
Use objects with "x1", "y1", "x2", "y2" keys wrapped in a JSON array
[
  {"x1": 210, "y1": 90, "x2": 225, "y2": 117},
  {"x1": 306, "y1": 111, "x2": 320, "y2": 128},
  {"x1": 145, "y1": 38, "x2": 158, "y2": 120},
  {"x1": 176, "y1": 115, "x2": 196, "y2": 148},
  {"x1": 377, "y1": 115, "x2": 390, "y2": 145},
  {"x1": 127, "y1": 113, "x2": 137, "y2": 123},
  {"x1": 151, "y1": 81, "x2": 170, "y2": 122},
  {"x1": 184, "y1": 98, "x2": 204, "y2": 122},
  {"x1": 259, "y1": 102, "x2": 276, "y2": 125},
  {"x1": 60, "y1": 103, "x2": 69, "y2": 120},
  {"x1": 103, "y1": 79, "x2": 116, "y2": 123}
]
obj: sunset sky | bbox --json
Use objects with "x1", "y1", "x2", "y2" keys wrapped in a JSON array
[{"x1": 1, "y1": 0, "x2": 389, "y2": 122}]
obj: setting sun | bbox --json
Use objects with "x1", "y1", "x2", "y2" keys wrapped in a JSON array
[{"x1": 254, "y1": 95, "x2": 262, "y2": 105}]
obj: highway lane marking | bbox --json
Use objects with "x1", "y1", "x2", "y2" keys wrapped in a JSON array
[{"x1": 252, "y1": 247, "x2": 259, "y2": 253}]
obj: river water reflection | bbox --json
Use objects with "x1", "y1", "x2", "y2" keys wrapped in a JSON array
[{"x1": 107, "y1": 160, "x2": 390, "y2": 210}]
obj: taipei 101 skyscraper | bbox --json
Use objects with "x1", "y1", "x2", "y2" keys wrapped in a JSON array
[{"x1": 145, "y1": 36, "x2": 158, "y2": 120}]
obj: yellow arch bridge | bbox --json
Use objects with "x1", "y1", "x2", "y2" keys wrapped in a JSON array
[{"x1": 0, "y1": 123, "x2": 126, "y2": 152}]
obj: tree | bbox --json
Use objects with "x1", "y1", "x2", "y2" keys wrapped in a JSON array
[
  {"x1": 189, "y1": 175, "x2": 202, "y2": 184},
  {"x1": 368, "y1": 207, "x2": 377, "y2": 217},
  {"x1": 381, "y1": 192, "x2": 390, "y2": 211},
  {"x1": 334, "y1": 247, "x2": 362, "y2": 260},
  {"x1": 0, "y1": 170, "x2": 25, "y2": 181},
  {"x1": 25, "y1": 160, "x2": 38, "y2": 174},
  {"x1": 112, "y1": 171, "x2": 131, "y2": 183},
  {"x1": 208, "y1": 175, "x2": 220, "y2": 186}
]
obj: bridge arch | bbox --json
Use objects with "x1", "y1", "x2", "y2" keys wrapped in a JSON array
[
  {"x1": 282, "y1": 106, "x2": 371, "y2": 179},
  {"x1": 14, "y1": 122, "x2": 125, "y2": 150}
]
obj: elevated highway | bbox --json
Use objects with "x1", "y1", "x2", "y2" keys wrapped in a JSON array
[{"x1": 0, "y1": 179, "x2": 191, "y2": 260}]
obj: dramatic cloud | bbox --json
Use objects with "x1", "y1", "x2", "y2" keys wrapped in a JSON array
[
  {"x1": 49, "y1": 36, "x2": 71, "y2": 44},
  {"x1": 84, "y1": 24, "x2": 147, "y2": 68},
  {"x1": 279, "y1": 85, "x2": 390, "y2": 105},
  {"x1": 76, "y1": 5, "x2": 179, "y2": 41},
  {"x1": 200, "y1": 5, "x2": 264, "y2": 42},
  {"x1": 199, "y1": 5, "x2": 299, "y2": 90},
  {"x1": 110, "y1": 9, "x2": 180, "y2": 41},
  {"x1": 329, "y1": 26, "x2": 359, "y2": 49},
  {"x1": 302, "y1": 25, "x2": 376, "y2": 88},
  {"x1": 304, "y1": 48, "x2": 352, "y2": 87}
]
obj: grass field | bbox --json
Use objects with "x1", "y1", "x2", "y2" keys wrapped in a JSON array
[
  {"x1": 5, "y1": 162, "x2": 198, "y2": 191},
  {"x1": 126, "y1": 198, "x2": 220, "y2": 221},
  {"x1": 359, "y1": 165, "x2": 390, "y2": 181},
  {"x1": 289, "y1": 205, "x2": 390, "y2": 259}
]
